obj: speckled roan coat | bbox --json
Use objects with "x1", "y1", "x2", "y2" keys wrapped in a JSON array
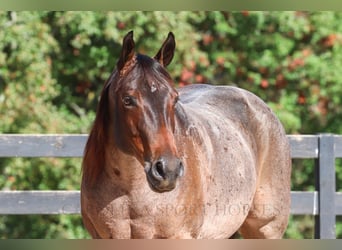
[{"x1": 81, "y1": 31, "x2": 291, "y2": 239}]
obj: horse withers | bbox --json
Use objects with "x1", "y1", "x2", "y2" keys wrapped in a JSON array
[{"x1": 81, "y1": 31, "x2": 291, "y2": 239}]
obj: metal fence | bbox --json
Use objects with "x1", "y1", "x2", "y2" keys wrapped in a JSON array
[{"x1": 0, "y1": 134, "x2": 341, "y2": 239}]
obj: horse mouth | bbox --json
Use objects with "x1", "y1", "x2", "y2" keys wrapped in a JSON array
[{"x1": 147, "y1": 178, "x2": 176, "y2": 193}]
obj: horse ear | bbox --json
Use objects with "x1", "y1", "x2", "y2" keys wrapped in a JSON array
[
  {"x1": 117, "y1": 31, "x2": 135, "y2": 74},
  {"x1": 154, "y1": 32, "x2": 176, "y2": 67}
]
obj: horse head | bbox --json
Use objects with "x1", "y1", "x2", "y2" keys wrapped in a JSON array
[{"x1": 105, "y1": 31, "x2": 184, "y2": 192}]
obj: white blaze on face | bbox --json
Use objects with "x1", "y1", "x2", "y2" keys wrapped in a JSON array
[{"x1": 151, "y1": 82, "x2": 157, "y2": 93}]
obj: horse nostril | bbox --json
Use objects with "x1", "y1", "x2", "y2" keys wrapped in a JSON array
[
  {"x1": 153, "y1": 160, "x2": 166, "y2": 179},
  {"x1": 178, "y1": 161, "x2": 184, "y2": 177},
  {"x1": 150, "y1": 159, "x2": 184, "y2": 182}
]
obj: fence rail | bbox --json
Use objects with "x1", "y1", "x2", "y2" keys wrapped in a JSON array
[{"x1": 0, "y1": 134, "x2": 341, "y2": 239}]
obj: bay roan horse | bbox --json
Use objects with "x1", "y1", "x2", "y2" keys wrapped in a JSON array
[{"x1": 81, "y1": 31, "x2": 291, "y2": 239}]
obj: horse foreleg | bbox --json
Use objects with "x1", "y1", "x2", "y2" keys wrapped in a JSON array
[
  {"x1": 238, "y1": 155, "x2": 291, "y2": 238},
  {"x1": 238, "y1": 209, "x2": 289, "y2": 239}
]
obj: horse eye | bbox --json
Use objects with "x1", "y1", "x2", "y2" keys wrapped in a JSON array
[{"x1": 122, "y1": 96, "x2": 135, "y2": 107}]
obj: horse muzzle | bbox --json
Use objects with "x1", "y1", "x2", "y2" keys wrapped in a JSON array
[{"x1": 144, "y1": 157, "x2": 184, "y2": 193}]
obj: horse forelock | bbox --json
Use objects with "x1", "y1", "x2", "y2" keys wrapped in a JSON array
[
  {"x1": 109, "y1": 54, "x2": 174, "y2": 93},
  {"x1": 136, "y1": 54, "x2": 174, "y2": 91}
]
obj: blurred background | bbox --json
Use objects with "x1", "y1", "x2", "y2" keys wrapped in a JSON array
[{"x1": 0, "y1": 11, "x2": 342, "y2": 238}]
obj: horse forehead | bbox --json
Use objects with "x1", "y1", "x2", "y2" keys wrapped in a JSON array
[
  {"x1": 126, "y1": 75, "x2": 172, "y2": 96},
  {"x1": 119, "y1": 79, "x2": 163, "y2": 96},
  {"x1": 116, "y1": 60, "x2": 174, "y2": 96}
]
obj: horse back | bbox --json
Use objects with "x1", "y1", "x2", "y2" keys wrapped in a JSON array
[{"x1": 178, "y1": 84, "x2": 287, "y2": 152}]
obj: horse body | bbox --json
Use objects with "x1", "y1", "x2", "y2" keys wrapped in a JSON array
[
  {"x1": 177, "y1": 84, "x2": 291, "y2": 238},
  {"x1": 81, "y1": 32, "x2": 291, "y2": 239}
]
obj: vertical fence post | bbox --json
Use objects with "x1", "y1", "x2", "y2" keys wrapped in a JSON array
[{"x1": 314, "y1": 134, "x2": 336, "y2": 239}]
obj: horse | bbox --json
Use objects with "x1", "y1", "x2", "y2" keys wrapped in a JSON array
[{"x1": 81, "y1": 31, "x2": 291, "y2": 239}]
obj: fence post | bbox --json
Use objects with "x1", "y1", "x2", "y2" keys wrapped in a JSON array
[{"x1": 314, "y1": 134, "x2": 336, "y2": 239}]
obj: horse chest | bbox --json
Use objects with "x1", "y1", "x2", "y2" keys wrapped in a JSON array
[{"x1": 95, "y1": 194, "x2": 198, "y2": 238}]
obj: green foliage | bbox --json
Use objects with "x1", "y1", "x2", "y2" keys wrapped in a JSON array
[{"x1": 0, "y1": 11, "x2": 342, "y2": 238}]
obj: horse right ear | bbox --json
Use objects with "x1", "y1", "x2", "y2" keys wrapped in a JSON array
[
  {"x1": 117, "y1": 31, "x2": 136, "y2": 75},
  {"x1": 154, "y1": 32, "x2": 176, "y2": 67}
]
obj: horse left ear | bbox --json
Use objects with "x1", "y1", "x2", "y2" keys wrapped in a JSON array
[
  {"x1": 117, "y1": 31, "x2": 136, "y2": 75},
  {"x1": 154, "y1": 32, "x2": 176, "y2": 67}
]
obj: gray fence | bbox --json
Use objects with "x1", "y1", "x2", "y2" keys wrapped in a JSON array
[{"x1": 0, "y1": 134, "x2": 341, "y2": 239}]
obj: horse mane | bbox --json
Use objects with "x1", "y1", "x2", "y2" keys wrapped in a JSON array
[{"x1": 82, "y1": 74, "x2": 112, "y2": 187}]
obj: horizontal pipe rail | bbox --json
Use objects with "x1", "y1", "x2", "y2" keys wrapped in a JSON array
[{"x1": 0, "y1": 134, "x2": 335, "y2": 158}]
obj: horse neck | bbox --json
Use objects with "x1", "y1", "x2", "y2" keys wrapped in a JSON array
[
  {"x1": 102, "y1": 138, "x2": 147, "y2": 189},
  {"x1": 82, "y1": 126, "x2": 141, "y2": 190}
]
